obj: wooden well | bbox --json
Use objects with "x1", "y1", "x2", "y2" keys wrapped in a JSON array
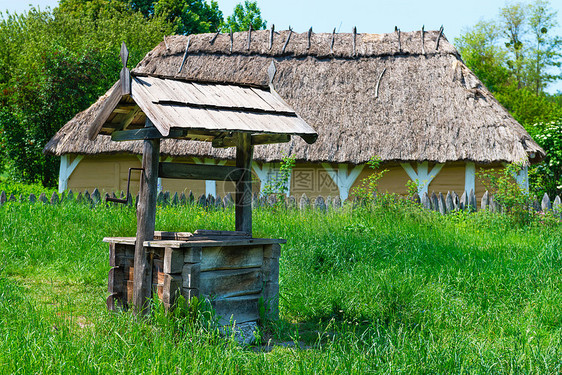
[
  {"x1": 86, "y1": 44, "x2": 317, "y2": 319},
  {"x1": 106, "y1": 230, "x2": 282, "y2": 323}
]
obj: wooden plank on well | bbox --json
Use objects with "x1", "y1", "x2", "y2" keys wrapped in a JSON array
[
  {"x1": 212, "y1": 295, "x2": 260, "y2": 324},
  {"x1": 200, "y1": 245, "x2": 263, "y2": 271},
  {"x1": 182, "y1": 263, "x2": 201, "y2": 289},
  {"x1": 163, "y1": 247, "x2": 184, "y2": 274},
  {"x1": 163, "y1": 274, "x2": 182, "y2": 307},
  {"x1": 184, "y1": 247, "x2": 202, "y2": 263},
  {"x1": 200, "y1": 268, "x2": 262, "y2": 298}
]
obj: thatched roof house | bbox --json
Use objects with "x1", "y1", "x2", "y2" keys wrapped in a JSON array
[{"x1": 45, "y1": 29, "x2": 544, "y2": 200}]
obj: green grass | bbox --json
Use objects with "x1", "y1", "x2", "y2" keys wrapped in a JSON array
[{"x1": 1, "y1": 200, "x2": 562, "y2": 373}]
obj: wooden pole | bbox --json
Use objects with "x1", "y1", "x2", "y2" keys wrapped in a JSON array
[
  {"x1": 133, "y1": 119, "x2": 160, "y2": 315},
  {"x1": 235, "y1": 133, "x2": 253, "y2": 234}
]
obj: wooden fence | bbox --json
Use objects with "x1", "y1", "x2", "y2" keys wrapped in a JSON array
[{"x1": 0, "y1": 189, "x2": 561, "y2": 217}]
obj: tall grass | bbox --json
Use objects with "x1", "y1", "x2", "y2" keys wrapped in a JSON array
[{"x1": 1, "y1": 201, "x2": 561, "y2": 373}]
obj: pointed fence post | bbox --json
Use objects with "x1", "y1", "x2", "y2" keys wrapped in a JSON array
[
  {"x1": 421, "y1": 192, "x2": 431, "y2": 210},
  {"x1": 468, "y1": 189, "x2": 477, "y2": 212},
  {"x1": 553, "y1": 196, "x2": 561, "y2": 218},
  {"x1": 541, "y1": 193, "x2": 551, "y2": 212},
  {"x1": 481, "y1": 191, "x2": 489, "y2": 211},
  {"x1": 445, "y1": 192, "x2": 454, "y2": 213}
]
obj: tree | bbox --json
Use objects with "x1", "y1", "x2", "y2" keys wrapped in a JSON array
[
  {"x1": 154, "y1": 0, "x2": 223, "y2": 34},
  {"x1": 455, "y1": 0, "x2": 562, "y2": 197},
  {"x1": 222, "y1": 1, "x2": 266, "y2": 32},
  {"x1": 0, "y1": 5, "x2": 172, "y2": 185},
  {"x1": 455, "y1": 0, "x2": 561, "y2": 94}
]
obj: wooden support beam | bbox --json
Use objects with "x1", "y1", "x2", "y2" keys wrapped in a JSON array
[
  {"x1": 111, "y1": 127, "x2": 186, "y2": 141},
  {"x1": 212, "y1": 133, "x2": 291, "y2": 148},
  {"x1": 235, "y1": 133, "x2": 253, "y2": 235},
  {"x1": 158, "y1": 162, "x2": 243, "y2": 181},
  {"x1": 118, "y1": 106, "x2": 141, "y2": 131},
  {"x1": 133, "y1": 120, "x2": 160, "y2": 316}
]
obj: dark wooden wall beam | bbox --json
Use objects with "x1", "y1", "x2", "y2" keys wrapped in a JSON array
[
  {"x1": 235, "y1": 133, "x2": 253, "y2": 234},
  {"x1": 133, "y1": 119, "x2": 160, "y2": 315},
  {"x1": 158, "y1": 162, "x2": 243, "y2": 181}
]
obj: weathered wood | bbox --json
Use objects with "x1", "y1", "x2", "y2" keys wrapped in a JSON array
[
  {"x1": 269, "y1": 24, "x2": 275, "y2": 49},
  {"x1": 50, "y1": 192, "x2": 59, "y2": 205},
  {"x1": 194, "y1": 230, "x2": 250, "y2": 238},
  {"x1": 307, "y1": 27, "x2": 312, "y2": 49},
  {"x1": 177, "y1": 37, "x2": 190, "y2": 74},
  {"x1": 212, "y1": 295, "x2": 260, "y2": 324},
  {"x1": 459, "y1": 191, "x2": 467, "y2": 211},
  {"x1": 212, "y1": 133, "x2": 291, "y2": 148},
  {"x1": 481, "y1": 190, "x2": 489, "y2": 210},
  {"x1": 451, "y1": 191, "x2": 459, "y2": 211},
  {"x1": 352, "y1": 26, "x2": 357, "y2": 56},
  {"x1": 210, "y1": 30, "x2": 220, "y2": 44},
  {"x1": 182, "y1": 263, "x2": 201, "y2": 289},
  {"x1": 133, "y1": 121, "x2": 160, "y2": 316},
  {"x1": 553, "y1": 195, "x2": 561, "y2": 218},
  {"x1": 200, "y1": 245, "x2": 263, "y2": 271},
  {"x1": 445, "y1": 192, "x2": 454, "y2": 213},
  {"x1": 110, "y1": 127, "x2": 164, "y2": 141},
  {"x1": 421, "y1": 192, "x2": 430, "y2": 209},
  {"x1": 8, "y1": 193, "x2": 15, "y2": 202},
  {"x1": 314, "y1": 195, "x2": 326, "y2": 211},
  {"x1": 29, "y1": 193, "x2": 37, "y2": 204},
  {"x1": 1, "y1": 191, "x2": 7, "y2": 205},
  {"x1": 91, "y1": 188, "x2": 101, "y2": 204},
  {"x1": 163, "y1": 247, "x2": 184, "y2": 274},
  {"x1": 88, "y1": 81, "x2": 123, "y2": 140},
  {"x1": 468, "y1": 189, "x2": 477, "y2": 212},
  {"x1": 330, "y1": 28, "x2": 336, "y2": 54},
  {"x1": 154, "y1": 231, "x2": 193, "y2": 240},
  {"x1": 200, "y1": 268, "x2": 262, "y2": 298},
  {"x1": 158, "y1": 162, "x2": 243, "y2": 181},
  {"x1": 299, "y1": 193, "x2": 310, "y2": 210},
  {"x1": 438, "y1": 192, "x2": 446, "y2": 214},
  {"x1": 282, "y1": 27, "x2": 292, "y2": 54},
  {"x1": 435, "y1": 25, "x2": 444, "y2": 50},
  {"x1": 235, "y1": 133, "x2": 253, "y2": 234},
  {"x1": 184, "y1": 246, "x2": 202, "y2": 263},
  {"x1": 541, "y1": 193, "x2": 551, "y2": 212},
  {"x1": 39, "y1": 192, "x2": 48, "y2": 204},
  {"x1": 374, "y1": 68, "x2": 387, "y2": 99},
  {"x1": 262, "y1": 281, "x2": 279, "y2": 320},
  {"x1": 247, "y1": 24, "x2": 252, "y2": 50},
  {"x1": 263, "y1": 243, "x2": 281, "y2": 259},
  {"x1": 431, "y1": 192, "x2": 439, "y2": 211},
  {"x1": 162, "y1": 274, "x2": 182, "y2": 308},
  {"x1": 421, "y1": 25, "x2": 425, "y2": 54}
]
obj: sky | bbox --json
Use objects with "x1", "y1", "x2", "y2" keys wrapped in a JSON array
[{"x1": 1, "y1": 0, "x2": 561, "y2": 92}]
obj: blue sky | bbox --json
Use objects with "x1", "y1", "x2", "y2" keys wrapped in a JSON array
[{"x1": 1, "y1": 0, "x2": 561, "y2": 92}]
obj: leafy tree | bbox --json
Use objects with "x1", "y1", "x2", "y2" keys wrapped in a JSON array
[
  {"x1": 455, "y1": 0, "x2": 562, "y2": 197},
  {"x1": 154, "y1": 0, "x2": 223, "y2": 34},
  {"x1": 222, "y1": 0, "x2": 266, "y2": 32},
  {"x1": 0, "y1": 6, "x2": 172, "y2": 185}
]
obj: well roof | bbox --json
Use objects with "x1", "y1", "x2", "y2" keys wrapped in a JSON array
[{"x1": 44, "y1": 29, "x2": 545, "y2": 165}]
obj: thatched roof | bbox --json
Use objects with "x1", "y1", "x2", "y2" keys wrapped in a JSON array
[{"x1": 44, "y1": 29, "x2": 545, "y2": 165}]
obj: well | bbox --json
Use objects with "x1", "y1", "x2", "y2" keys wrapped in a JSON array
[
  {"x1": 85, "y1": 43, "x2": 316, "y2": 321},
  {"x1": 106, "y1": 231, "x2": 282, "y2": 323}
]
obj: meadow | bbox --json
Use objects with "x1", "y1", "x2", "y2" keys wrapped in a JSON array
[{"x1": 1, "y1": 198, "x2": 562, "y2": 374}]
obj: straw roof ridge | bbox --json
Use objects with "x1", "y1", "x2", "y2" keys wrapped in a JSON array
[{"x1": 44, "y1": 29, "x2": 545, "y2": 166}]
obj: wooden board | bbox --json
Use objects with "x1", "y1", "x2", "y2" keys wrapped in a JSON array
[
  {"x1": 211, "y1": 294, "x2": 261, "y2": 325},
  {"x1": 200, "y1": 268, "x2": 262, "y2": 298},
  {"x1": 200, "y1": 245, "x2": 263, "y2": 271}
]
